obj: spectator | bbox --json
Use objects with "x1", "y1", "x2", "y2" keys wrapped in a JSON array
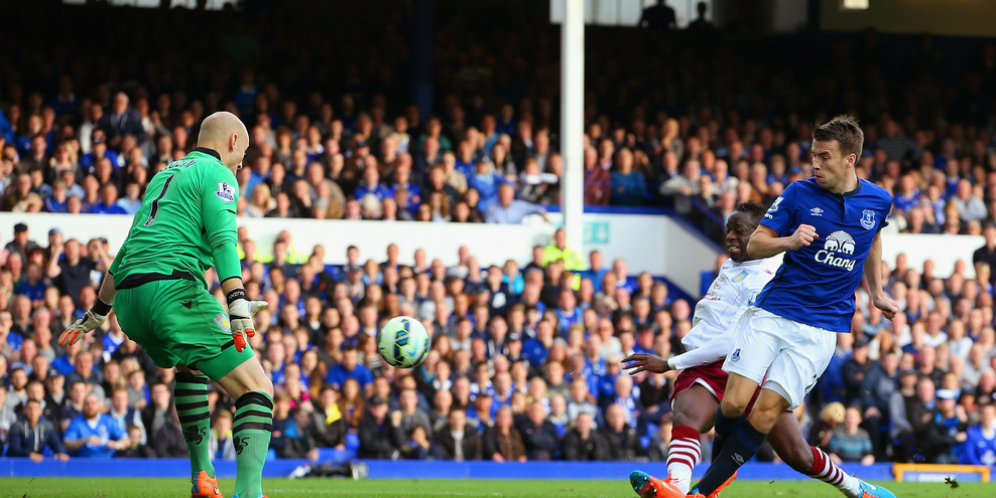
[
  {"x1": 609, "y1": 149, "x2": 647, "y2": 205},
  {"x1": 63, "y1": 393, "x2": 129, "y2": 458},
  {"x1": 401, "y1": 425, "x2": 433, "y2": 460},
  {"x1": 326, "y1": 344, "x2": 373, "y2": 394},
  {"x1": 562, "y1": 412, "x2": 608, "y2": 460},
  {"x1": 4, "y1": 223, "x2": 39, "y2": 262},
  {"x1": 115, "y1": 425, "x2": 156, "y2": 458},
  {"x1": 859, "y1": 350, "x2": 900, "y2": 459},
  {"x1": 973, "y1": 226, "x2": 996, "y2": 288},
  {"x1": 99, "y1": 92, "x2": 146, "y2": 148},
  {"x1": 280, "y1": 407, "x2": 322, "y2": 461},
  {"x1": 6, "y1": 398, "x2": 69, "y2": 462},
  {"x1": 639, "y1": 0, "x2": 676, "y2": 31},
  {"x1": 485, "y1": 183, "x2": 547, "y2": 224},
  {"x1": 952, "y1": 179, "x2": 987, "y2": 223},
  {"x1": 433, "y1": 408, "x2": 482, "y2": 461},
  {"x1": 107, "y1": 387, "x2": 145, "y2": 444},
  {"x1": 842, "y1": 338, "x2": 872, "y2": 406},
  {"x1": 922, "y1": 389, "x2": 969, "y2": 463},
  {"x1": 150, "y1": 410, "x2": 187, "y2": 458},
  {"x1": 809, "y1": 402, "x2": 845, "y2": 452},
  {"x1": 542, "y1": 228, "x2": 585, "y2": 274},
  {"x1": 357, "y1": 396, "x2": 402, "y2": 459},
  {"x1": 395, "y1": 387, "x2": 433, "y2": 439},
  {"x1": 583, "y1": 148, "x2": 610, "y2": 206},
  {"x1": 647, "y1": 420, "x2": 676, "y2": 462},
  {"x1": 47, "y1": 238, "x2": 99, "y2": 308},
  {"x1": 209, "y1": 410, "x2": 237, "y2": 461},
  {"x1": 960, "y1": 403, "x2": 996, "y2": 467},
  {"x1": 311, "y1": 385, "x2": 346, "y2": 448},
  {"x1": 467, "y1": 158, "x2": 506, "y2": 212},
  {"x1": 599, "y1": 403, "x2": 642, "y2": 460},
  {"x1": 141, "y1": 382, "x2": 173, "y2": 440},
  {"x1": 483, "y1": 406, "x2": 526, "y2": 462},
  {"x1": 827, "y1": 406, "x2": 875, "y2": 465}
]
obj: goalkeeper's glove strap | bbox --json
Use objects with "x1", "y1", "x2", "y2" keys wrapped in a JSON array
[
  {"x1": 91, "y1": 298, "x2": 112, "y2": 317},
  {"x1": 226, "y1": 288, "x2": 248, "y2": 307}
]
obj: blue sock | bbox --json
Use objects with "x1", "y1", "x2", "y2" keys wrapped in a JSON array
[
  {"x1": 710, "y1": 407, "x2": 744, "y2": 462},
  {"x1": 713, "y1": 407, "x2": 743, "y2": 437},
  {"x1": 693, "y1": 419, "x2": 767, "y2": 496}
]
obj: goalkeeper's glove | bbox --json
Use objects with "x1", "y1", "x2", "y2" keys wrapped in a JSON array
[
  {"x1": 59, "y1": 299, "x2": 112, "y2": 347},
  {"x1": 226, "y1": 288, "x2": 268, "y2": 352}
]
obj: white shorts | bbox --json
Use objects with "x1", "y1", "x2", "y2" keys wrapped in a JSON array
[{"x1": 722, "y1": 306, "x2": 837, "y2": 409}]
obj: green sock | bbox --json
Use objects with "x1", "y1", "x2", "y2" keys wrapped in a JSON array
[
  {"x1": 174, "y1": 372, "x2": 215, "y2": 484},
  {"x1": 233, "y1": 391, "x2": 273, "y2": 498}
]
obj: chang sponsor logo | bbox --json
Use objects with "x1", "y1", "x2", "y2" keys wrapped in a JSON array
[{"x1": 814, "y1": 230, "x2": 857, "y2": 271}]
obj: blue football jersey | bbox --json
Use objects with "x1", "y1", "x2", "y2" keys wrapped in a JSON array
[{"x1": 754, "y1": 178, "x2": 892, "y2": 332}]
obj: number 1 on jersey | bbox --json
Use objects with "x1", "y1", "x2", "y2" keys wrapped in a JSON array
[{"x1": 144, "y1": 174, "x2": 176, "y2": 226}]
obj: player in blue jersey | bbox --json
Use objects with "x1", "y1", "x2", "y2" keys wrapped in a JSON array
[{"x1": 674, "y1": 116, "x2": 899, "y2": 498}]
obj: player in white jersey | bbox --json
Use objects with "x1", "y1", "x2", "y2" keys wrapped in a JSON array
[{"x1": 624, "y1": 203, "x2": 896, "y2": 498}]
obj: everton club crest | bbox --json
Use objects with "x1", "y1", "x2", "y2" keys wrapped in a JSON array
[{"x1": 860, "y1": 209, "x2": 876, "y2": 230}]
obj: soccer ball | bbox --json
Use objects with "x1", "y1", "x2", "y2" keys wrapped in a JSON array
[{"x1": 377, "y1": 316, "x2": 430, "y2": 369}]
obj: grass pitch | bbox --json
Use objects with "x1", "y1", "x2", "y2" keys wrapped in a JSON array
[{"x1": 0, "y1": 477, "x2": 988, "y2": 498}]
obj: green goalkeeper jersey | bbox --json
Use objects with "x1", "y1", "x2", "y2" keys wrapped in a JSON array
[{"x1": 109, "y1": 148, "x2": 241, "y2": 289}]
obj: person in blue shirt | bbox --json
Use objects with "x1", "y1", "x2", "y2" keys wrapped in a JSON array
[
  {"x1": 553, "y1": 288, "x2": 583, "y2": 337},
  {"x1": 115, "y1": 182, "x2": 143, "y2": 215},
  {"x1": 924, "y1": 389, "x2": 968, "y2": 463},
  {"x1": 15, "y1": 263, "x2": 47, "y2": 304},
  {"x1": 88, "y1": 184, "x2": 128, "y2": 215},
  {"x1": 80, "y1": 134, "x2": 119, "y2": 170},
  {"x1": 44, "y1": 180, "x2": 70, "y2": 213},
  {"x1": 960, "y1": 403, "x2": 996, "y2": 468},
  {"x1": 892, "y1": 174, "x2": 920, "y2": 215},
  {"x1": 522, "y1": 319, "x2": 555, "y2": 368},
  {"x1": 677, "y1": 116, "x2": 899, "y2": 498},
  {"x1": 467, "y1": 158, "x2": 507, "y2": 213},
  {"x1": 62, "y1": 393, "x2": 129, "y2": 458},
  {"x1": 485, "y1": 183, "x2": 548, "y2": 224},
  {"x1": 609, "y1": 149, "x2": 648, "y2": 205},
  {"x1": 325, "y1": 344, "x2": 373, "y2": 395},
  {"x1": 353, "y1": 166, "x2": 394, "y2": 202}
]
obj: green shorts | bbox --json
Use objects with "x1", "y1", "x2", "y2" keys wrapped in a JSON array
[{"x1": 114, "y1": 278, "x2": 253, "y2": 380}]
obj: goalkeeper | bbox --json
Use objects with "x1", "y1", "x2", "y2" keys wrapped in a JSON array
[{"x1": 59, "y1": 112, "x2": 272, "y2": 498}]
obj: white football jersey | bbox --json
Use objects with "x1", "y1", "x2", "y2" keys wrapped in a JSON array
[{"x1": 682, "y1": 255, "x2": 783, "y2": 351}]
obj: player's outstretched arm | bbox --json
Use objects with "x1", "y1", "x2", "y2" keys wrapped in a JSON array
[
  {"x1": 621, "y1": 353, "x2": 671, "y2": 375},
  {"x1": 668, "y1": 333, "x2": 734, "y2": 371},
  {"x1": 747, "y1": 224, "x2": 817, "y2": 259},
  {"x1": 864, "y1": 230, "x2": 897, "y2": 319},
  {"x1": 58, "y1": 271, "x2": 118, "y2": 347}
]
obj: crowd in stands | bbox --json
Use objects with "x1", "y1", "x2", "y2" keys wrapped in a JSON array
[
  {"x1": 1, "y1": 4, "x2": 996, "y2": 240},
  {"x1": 0, "y1": 218, "x2": 995, "y2": 467}
]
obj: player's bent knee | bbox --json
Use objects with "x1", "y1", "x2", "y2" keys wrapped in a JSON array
[{"x1": 719, "y1": 390, "x2": 751, "y2": 417}]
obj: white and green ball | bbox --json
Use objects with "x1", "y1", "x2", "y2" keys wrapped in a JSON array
[{"x1": 377, "y1": 316, "x2": 430, "y2": 369}]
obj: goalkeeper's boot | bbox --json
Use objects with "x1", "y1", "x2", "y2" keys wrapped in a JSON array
[
  {"x1": 857, "y1": 480, "x2": 896, "y2": 498},
  {"x1": 191, "y1": 470, "x2": 223, "y2": 498},
  {"x1": 688, "y1": 471, "x2": 738, "y2": 498},
  {"x1": 231, "y1": 495, "x2": 267, "y2": 498},
  {"x1": 630, "y1": 471, "x2": 684, "y2": 498}
]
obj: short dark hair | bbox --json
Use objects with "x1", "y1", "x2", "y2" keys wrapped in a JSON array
[
  {"x1": 813, "y1": 115, "x2": 864, "y2": 157},
  {"x1": 734, "y1": 202, "x2": 766, "y2": 223}
]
